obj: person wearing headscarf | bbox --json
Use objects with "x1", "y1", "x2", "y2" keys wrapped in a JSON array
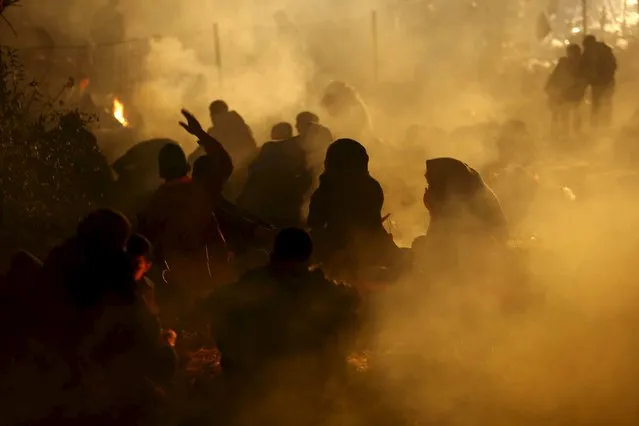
[
  {"x1": 421, "y1": 157, "x2": 508, "y2": 242},
  {"x1": 308, "y1": 139, "x2": 399, "y2": 282},
  {"x1": 412, "y1": 158, "x2": 515, "y2": 283}
]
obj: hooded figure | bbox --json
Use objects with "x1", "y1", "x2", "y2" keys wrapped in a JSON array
[
  {"x1": 423, "y1": 158, "x2": 508, "y2": 241},
  {"x1": 308, "y1": 139, "x2": 398, "y2": 281},
  {"x1": 413, "y1": 158, "x2": 510, "y2": 278}
]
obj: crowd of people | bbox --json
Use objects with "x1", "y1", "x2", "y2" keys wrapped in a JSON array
[
  {"x1": 0, "y1": 31, "x2": 628, "y2": 426},
  {"x1": 545, "y1": 35, "x2": 617, "y2": 136}
]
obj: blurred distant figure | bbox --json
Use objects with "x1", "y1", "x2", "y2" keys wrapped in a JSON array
[
  {"x1": 238, "y1": 128, "x2": 312, "y2": 228},
  {"x1": 321, "y1": 81, "x2": 373, "y2": 142},
  {"x1": 271, "y1": 122, "x2": 294, "y2": 140},
  {"x1": 189, "y1": 100, "x2": 257, "y2": 200},
  {"x1": 582, "y1": 35, "x2": 617, "y2": 127},
  {"x1": 545, "y1": 44, "x2": 586, "y2": 137},
  {"x1": 197, "y1": 100, "x2": 257, "y2": 166},
  {"x1": 91, "y1": 0, "x2": 124, "y2": 44},
  {"x1": 295, "y1": 111, "x2": 334, "y2": 187}
]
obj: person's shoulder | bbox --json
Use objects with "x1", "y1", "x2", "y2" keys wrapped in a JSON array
[{"x1": 308, "y1": 269, "x2": 358, "y2": 298}]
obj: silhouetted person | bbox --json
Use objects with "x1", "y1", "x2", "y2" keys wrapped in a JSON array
[
  {"x1": 413, "y1": 158, "x2": 508, "y2": 274},
  {"x1": 138, "y1": 110, "x2": 233, "y2": 324},
  {"x1": 582, "y1": 35, "x2": 617, "y2": 127},
  {"x1": 321, "y1": 81, "x2": 372, "y2": 141},
  {"x1": 112, "y1": 138, "x2": 173, "y2": 221},
  {"x1": 237, "y1": 131, "x2": 312, "y2": 229},
  {"x1": 546, "y1": 43, "x2": 586, "y2": 137},
  {"x1": 413, "y1": 158, "x2": 531, "y2": 310},
  {"x1": 190, "y1": 100, "x2": 257, "y2": 169},
  {"x1": 193, "y1": 156, "x2": 274, "y2": 273},
  {"x1": 308, "y1": 139, "x2": 399, "y2": 282},
  {"x1": 37, "y1": 210, "x2": 175, "y2": 422},
  {"x1": 127, "y1": 233, "x2": 159, "y2": 316},
  {"x1": 207, "y1": 228, "x2": 359, "y2": 425},
  {"x1": 295, "y1": 111, "x2": 334, "y2": 184},
  {"x1": 52, "y1": 111, "x2": 113, "y2": 203},
  {"x1": 271, "y1": 122, "x2": 294, "y2": 140},
  {"x1": 126, "y1": 233, "x2": 178, "y2": 388},
  {"x1": 0, "y1": 251, "x2": 43, "y2": 367}
]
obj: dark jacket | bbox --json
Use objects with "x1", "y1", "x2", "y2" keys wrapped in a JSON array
[
  {"x1": 546, "y1": 56, "x2": 587, "y2": 103},
  {"x1": 238, "y1": 138, "x2": 312, "y2": 228},
  {"x1": 208, "y1": 265, "x2": 359, "y2": 377},
  {"x1": 582, "y1": 42, "x2": 617, "y2": 86}
]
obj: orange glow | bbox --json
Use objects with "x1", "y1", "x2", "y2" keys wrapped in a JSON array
[{"x1": 113, "y1": 98, "x2": 129, "y2": 127}]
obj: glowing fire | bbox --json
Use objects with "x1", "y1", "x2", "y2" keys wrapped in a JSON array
[{"x1": 113, "y1": 98, "x2": 129, "y2": 127}]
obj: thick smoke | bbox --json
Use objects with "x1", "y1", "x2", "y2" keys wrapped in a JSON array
[{"x1": 6, "y1": 1, "x2": 639, "y2": 425}]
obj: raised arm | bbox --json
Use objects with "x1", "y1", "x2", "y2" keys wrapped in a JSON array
[{"x1": 179, "y1": 109, "x2": 234, "y2": 184}]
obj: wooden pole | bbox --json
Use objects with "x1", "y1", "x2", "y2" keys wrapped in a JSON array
[
  {"x1": 622, "y1": 0, "x2": 628, "y2": 36},
  {"x1": 213, "y1": 23, "x2": 222, "y2": 86},
  {"x1": 371, "y1": 10, "x2": 379, "y2": 83},
  {"x1": 582, "y1": 0, "x2": 588, "y2": 34}
]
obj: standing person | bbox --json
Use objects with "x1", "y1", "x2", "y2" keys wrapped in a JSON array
[
  {"x1": 138, "y1": 110, "x2": 233, "y2": 325},
  {"x1": 582, "y1": 35, "x2": 617, "y2": 127},
  {"x1": 545, "y1": 44, "x2": 587, "y2": 138},
  {"x1": 237, "y1": 128, "x2": 312, "y2": 229},
  {"x1": 295, "y1": 111, "x2": 334, "y2": 186},
  {"x1": 190, "y1": 100, "x2": 257, "y2": 170},
  {"x1": 189, "y1": 100, "x2": 258, "y2": 201}
]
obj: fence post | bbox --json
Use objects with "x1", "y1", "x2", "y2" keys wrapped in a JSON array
[
  {"x1": 371, "y1": 10, "x2": 379, "y2": 83},
  {"x1": 582, "y1": 0, "x2": 588, "y2": 34},
  {"x1": 622, "y1": 0, "x2": 627, "y2": 36},
  {"x1": 213, "y1": 23, "x2": 222, "y2": 86}
]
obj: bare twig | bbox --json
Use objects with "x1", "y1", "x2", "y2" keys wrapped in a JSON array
[{"x1": 0, "y1": 0, "x2": 21, "y2": 36}]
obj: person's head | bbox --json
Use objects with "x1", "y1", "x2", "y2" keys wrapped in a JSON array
[
  {"x1": 424, "y1": 158, "x2": 484, "y2": 216},
  {"x1": 127, "y1": 233, "x2": 153, "y2": 281},
  {"x1": 209, "y1": 100, "x2": 229, "y2": 125},
  {"x1": 158, "y1": 143, "x2": 190, "y2": 180},
  {"x1": 274, "y1": 10, "x2": 290, "y2": 27},
  {"x1": 271, "y1": 122, "x2": 294, "y2": 140},
  {"x1": 583, "y1": 35, "x2": 597, "y2": 49},
  {"x1": 271, "y1": 228, "x2": 313, "y2": 267},
  {"x1": 59, "y1": 111, "x2": 85, "y2": 132},
  {"x1": 77, "y1": 209, "x2": 131, "y2": 251},
  {"x1": 566, "y1": 43, "x2": 582, "y2": 59},
  {"x1": 296, "y1": 111, "x2": 319, "y2": 135},
  {"x1": 324, "y1": 138, "x2": 369, "y2": 175},
  {"x1": 321, "y1": 81, "x2": 356, "y2": 117},
  {"x1": 192, "y1": 155, "x2": 214, "y2": 182}
]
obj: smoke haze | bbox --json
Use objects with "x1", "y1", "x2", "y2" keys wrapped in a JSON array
[{"x1": 4, "y1": 1, "x2": 639, "y2": 425}]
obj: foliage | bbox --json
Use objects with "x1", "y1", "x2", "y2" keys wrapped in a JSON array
[{"x1": 1, "y1": 39, "x2": 110, "y2": 256}]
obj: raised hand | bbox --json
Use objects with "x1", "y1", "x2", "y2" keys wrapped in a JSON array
[{"x1": 179, "y1": 109, "x2": 206, "y2": 138}]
